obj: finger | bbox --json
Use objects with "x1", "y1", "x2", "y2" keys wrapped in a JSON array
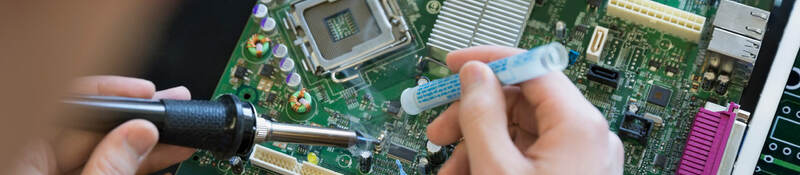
[
  {"x1": 426, "y1": 102, "x2": 461, "y2": 146},
  {"x1": 445, "y1": 45, "x2": 525, "y2": 71},
  {"x1": 70, "y1": 76, "x2": 155, "y2": 99},
  {"x1": 55, "y1": 76, "x2": 160, "y2": 172},
  {"x1": 519, "y1": 72, "x2": 606, "y2": 134},
  {"x1": 457, "y1": 61, "x2": 529, "y2": 173},
  {"x1": 428, "y1": 87, "x2": 523, "y2": 146},
  {"x1": 436, "y1": 144, "x2": 469, "y2": 175},
  {"x1": 608, "y1": 131, "x2": 624, "y2": 174},
  {"x1": 137, "y1": 144, "x2": 196, "y2": 173},
  {"x1": 152, "y1": 86, "x2": 191, "y2": 100},
  {"x1": 53, "y1": 130, "x2": 103, "y2": 173},
  {"x1": 82, "y1": 119, "x2": 158, "y2": 175},
  {"x1": 135, "y1": 86, "x2": 195, "y2": 173}
]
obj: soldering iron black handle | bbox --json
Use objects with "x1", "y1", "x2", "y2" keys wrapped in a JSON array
[
  {"x1": 159, "y1": 94, "x2": 256, "y2": 159},
  {"x1": 64, "y1": 94, "x2": 257, "y2": 159}
]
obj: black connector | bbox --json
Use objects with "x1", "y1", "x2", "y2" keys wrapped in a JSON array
[
  {"x1": 586, "y1": 64, "x2": 620, "y2": 88},
  {"x1": 619, "y1": 112, "x2": 653, "y2": 144}
]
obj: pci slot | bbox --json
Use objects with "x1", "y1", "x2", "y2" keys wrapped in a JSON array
[
  {"x1": 677, "y1": 103, "x2": 741, "y2": 175},
  {"x1": 607, "y1": 0, "x2": 706, "y2": 42},
  {"x1": 300, "y1": 162, "x2": 342, "y2": 175},
  {"x1": 249, "y1": 145, "x2": 342, "y2": 175},
  {"x1": 250, "y1": 145, "x2": 300, "y2": 175}
]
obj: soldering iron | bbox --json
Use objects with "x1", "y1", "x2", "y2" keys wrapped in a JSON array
[{"x1": 62, "y1": 94, "x2": 374, "y2": 159}]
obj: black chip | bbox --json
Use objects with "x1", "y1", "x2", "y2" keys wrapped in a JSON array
[
  {"x1": 666, "y1": 66, "x2": 679, "y2": 75},
  {"x1": 386, "y1": 101, "x2": 401, "y2": 115},
  {"x1": 387, "y1": 144, "x2": 417, "y2": 163},
  {"x1": 653, "y1": 154, "x2": 666, "y2": 168},
  {"x1": 648, "y1": 60, "x2": 660, "y2": 69},
  {"x1": 647, "y1": 85, "x2": 671, "y2": 107},
  {"x1": 588, "y1": 0, "x2": 602, "y2": 7},
  {"x1": 259, "y1": 64, "x2": 274, "y2": 77},
  {"x1": 296, "y1": 144, "x2": 310, "y2": 154},
  {"x1": 266, "y1": 93, "x2": 277, "y2": 102},
  {"x1": 234, "y1": 66, "x2": 248, "y2": 79}
]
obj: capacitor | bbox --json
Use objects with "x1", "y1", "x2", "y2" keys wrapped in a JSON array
[
  {"x1": 252, "y1": 4, "x2": 268, "y2": 19},
  {"x1": 720, "y1": 60, "x2": 734, "y2": 74},
  {"x1": 702, "y1": 71, "x2": 716, "y2": 90},
  {"x1": 274, "y1": 44, "x2": 289, "y2": 58},
  {"x1": 715, "y1": 74, "x2": 730, "y2": 95},
  {"x1": 628, "y1": 104, "x2": 639, "y2": 113},
  {"x1": 260, "y1": 17, "x2": 277, "y2": 32},
  {"x1": 417, "y1": 157, "x2": 430, "y2": 175},
  {"x1": 279, "y1": 57, "x2": 295, "y2": 72},
  {"x1": 555, "y1": 21, "x2": 567, "y2": 39},
  {"x1": 708, "y1": 56, "x2": 720, "y2": 68},
  {"x1": 358, "y1": 151, "x2": 373, "y2": 173},
  {"x1": 229, "y1": 156, "x2": 244, "y2": 174},
  {"x1": 287, "y1": 72, "x2": 302, "y2": 87},
  {"x1": 417, "y1": 76, "x2": 430, "y2": 85},
  {"x1": 426, "y1": 141, "x2": 446, "y2": 166}
]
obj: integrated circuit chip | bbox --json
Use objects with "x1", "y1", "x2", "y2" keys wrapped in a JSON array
[
  {"x1": 647, "y1": 85, "x2": 672, "y2": 107},
  {"x1": 259, "y1": 64, "x2": 274, "y2": 77},
  {"x1": 653, "y1": 154, "x2": 666, "y2": 168},
  {"x1": 234, "y1": 66, "x2": 248, "y2": 79},
  {"x1": 387, "y1": 144, "x2": 417, "y2": 163}
]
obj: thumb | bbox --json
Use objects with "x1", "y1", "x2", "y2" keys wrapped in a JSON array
[
  {"x1": 457, "y1": 61, "x2": 529, "y2": 174},
  {"x1": 82, "y1": 120, "x2": 158, "y2": 175}
]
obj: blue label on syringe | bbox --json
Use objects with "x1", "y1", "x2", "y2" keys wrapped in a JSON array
[{"x1": 400, "y1": 43, "x2": 568, "y2": 115}]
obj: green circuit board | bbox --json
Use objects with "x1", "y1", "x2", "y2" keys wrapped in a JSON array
[
  {"x1": 754, "y1": 50, "x2": 800, "y2": 175},
  {"x1": 176, "y1": 0, "x2": 773, "y2": 174}
]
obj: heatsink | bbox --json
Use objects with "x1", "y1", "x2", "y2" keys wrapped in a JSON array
[
  {"x1": 607, "y1": 0, "x2": 706, "y2": 42},
  {"x1": 427, "y1": 0, "x2": 534, "y2": 58}
]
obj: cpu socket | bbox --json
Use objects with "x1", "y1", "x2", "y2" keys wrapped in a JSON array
[{"x1": 292, "y1": 0, "x2": 411, "y2": 81}]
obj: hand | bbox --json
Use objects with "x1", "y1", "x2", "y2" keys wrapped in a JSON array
[
  {"x1": 15, "y1": 76, "x2": 197, "y2": 174},
  {"x1": 426, "y1": 46, "x2": 624, "y2": 174}
]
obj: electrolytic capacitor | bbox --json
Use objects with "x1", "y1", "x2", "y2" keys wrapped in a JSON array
[
  {"x1": 252, "y1": 4, "x2": 268, "y2": 19},
  {"x1": 260, "y1": 17, "x2": 277, "y2": 32},
  {"x1": 274, "y1": 44, "x2": 288, "y2": 58},
  {"x1": 555, "y1": 21, "x2": 567, "y2": 39},
  {"x1": 359, "y1": 151, "x2": 373, "y2": 173},
  {"x1": 280, "y1": 57, "x2": 295, "y2": 72}
]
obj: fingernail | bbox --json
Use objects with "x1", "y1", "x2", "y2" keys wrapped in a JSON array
[
  {"x1": 459, "y1": 61, "x2": 491, "y2": 88},
  {"x1": 164, "y1": 86, "x2": 188, "y2": 92}
]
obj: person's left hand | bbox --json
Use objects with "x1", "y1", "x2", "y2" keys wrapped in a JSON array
[{"x1": 14, "y1": 76, "x2": 197, "y2": 174}]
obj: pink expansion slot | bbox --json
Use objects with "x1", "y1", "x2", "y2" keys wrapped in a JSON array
[{"x1": 676, "y1": 103, "x2": 738, "y2": 175}]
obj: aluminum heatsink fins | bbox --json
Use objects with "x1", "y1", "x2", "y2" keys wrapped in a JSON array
[{"x1": 427, "y1": 0, "x2": 534, "y2": 53}]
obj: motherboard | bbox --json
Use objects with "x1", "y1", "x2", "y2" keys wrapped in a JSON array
[
  {"x1": 754, "y1": 51, "x2": 800, "y2": 175},
  {"x1": 175, "y1": 0, "x2": 774, "y2": 174}
]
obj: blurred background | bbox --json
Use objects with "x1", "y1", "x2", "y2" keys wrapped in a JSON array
[
  {"x1": 135, "y1": 0, "x2": 253, "y2": 100},
  {"x1": 132, "y1": 1, "x2": 253, "y2": 173}
]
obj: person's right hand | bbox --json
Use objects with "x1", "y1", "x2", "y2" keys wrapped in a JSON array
[{"x1": 426, "y1": 46, "x2": 624, "y2": 174}]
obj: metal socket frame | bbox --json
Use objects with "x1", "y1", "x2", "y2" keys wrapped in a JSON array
[{"x1": 293, "y1": 0, "x2": 411, "y2": 80}]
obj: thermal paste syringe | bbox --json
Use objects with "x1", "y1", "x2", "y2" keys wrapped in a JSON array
[{"x1": 400, "y1": 42, "x2": 569, "y2": 115}]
